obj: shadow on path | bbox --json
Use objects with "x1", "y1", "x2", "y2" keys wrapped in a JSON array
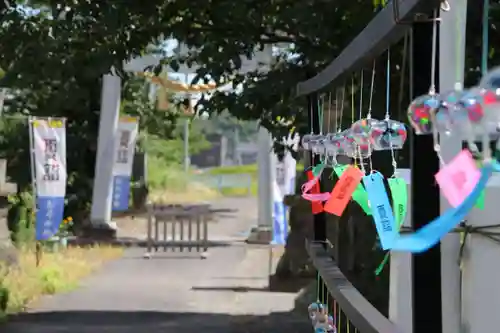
[{"x1": 4, "y1": 310, "x2": 310, "y2": 333}]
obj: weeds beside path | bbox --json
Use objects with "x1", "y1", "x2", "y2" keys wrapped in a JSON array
[{"x1": 1, "y1": 246, "x2": 122, "y2": 317}]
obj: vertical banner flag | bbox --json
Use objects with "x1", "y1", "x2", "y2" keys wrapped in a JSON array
[
  {"x1": 272, "y1": 133, "x2": 298, "y2": 245},
  {"x1": 112, "y1": 116, "x2": 138, "y2": 211},
  {"x1": 31, "y1": 118, "x2": 67, "y2": 240}
]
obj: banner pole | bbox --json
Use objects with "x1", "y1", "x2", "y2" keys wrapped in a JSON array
[{"x1": 28, "y1": 116, "x2": 41, "y2": 266}]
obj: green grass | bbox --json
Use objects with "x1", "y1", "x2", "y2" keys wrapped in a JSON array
[
  {"x1": 205, "y1": 163, "x2": 304, "y2": 196},
  {"x1": 146, "y1": 156, "x2": 220, "y2": 203},
  {"x1": 148, "y1": 156, "x2": 191, "y2": 192},
  {"x1": 146, "y1": 157, "x2": 304, "y2": 200}
]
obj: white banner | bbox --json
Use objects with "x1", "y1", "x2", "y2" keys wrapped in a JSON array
[
  {"x1": 31, "y1": 117, "x2": 67, "y2": 240},
  {"x1": 32, "y1": 118, "x2": 67, "y2": 197},
  {"x1": 272, "y1": 133, "x2": 298, "y2": 245},
  {"x1": 111, "y1": 116, "x2": 138, "y2": 211}
]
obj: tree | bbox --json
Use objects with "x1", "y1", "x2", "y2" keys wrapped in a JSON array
[{"x1": 0, "y1": 1, "x2": 183, "y2": 218}]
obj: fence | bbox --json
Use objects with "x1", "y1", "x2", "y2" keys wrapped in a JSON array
[
  {"x1": 145, "y1": 203, "x2": 212, "y2": 257},
  {"x1": 306, "y1": 240, "x2": 398, "y2": 333}
]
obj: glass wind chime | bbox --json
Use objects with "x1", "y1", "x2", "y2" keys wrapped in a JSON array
[
  {"x1": 306, "y1": 3, "x2": 500, "y2": 330},
  {"x1": 305, "y1": 47, "x2": 409, "y2": 331},
  {"x1": 301, "y1": 49, "x2": 408, "y2": 233},
  {"x1": 303, "y1": 2, "x2": 500, "y2": 257}
]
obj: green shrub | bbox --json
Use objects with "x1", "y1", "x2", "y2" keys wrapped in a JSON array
[
  {"x1": 147, "y1": 156, "x2": 190, "y2": 191},
  {"x1": 7, "y1": 191, "x2": 35, "y2": 247}
]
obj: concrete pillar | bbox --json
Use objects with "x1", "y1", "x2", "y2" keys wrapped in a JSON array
[
  {"x1": 247, "y1": 125, "x2": 274, "y2": 244},
  {"x1": 439, "y1": 2, "x2": 467, "y2": 333},
  {"x1": 90, "y1": 74, "x2": 121, "y2": 228}
]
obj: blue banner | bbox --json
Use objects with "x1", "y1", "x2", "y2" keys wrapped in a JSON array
[
  {"x1": 35, "y1": 196, "x2": 65, "y2": 240},
  {"x1": 112, "y1": 175, "x2": 131, "y2": 211},
  {"x1": 272, "y1": 201, "x2": 288, "y2": 245}
]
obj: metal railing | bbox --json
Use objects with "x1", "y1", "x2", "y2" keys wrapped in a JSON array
[
  {"x1": 306, "y1": 240, "x2": 399, "y2": 333},
  {"x1": 145, "y1": 203, "x2": 212, "y2": 257}
]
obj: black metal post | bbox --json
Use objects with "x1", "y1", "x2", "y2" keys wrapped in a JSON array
[
  {"x1": 307, "y1": 92, "x2": 327, "y2": 243},
  {"x1": 411, "y1": 23, "x2": 442, "y2": 333}
]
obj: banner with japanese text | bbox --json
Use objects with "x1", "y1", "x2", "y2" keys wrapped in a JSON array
[
  {"x1": 272, "y1": 133, "x2": 298, "y2": 245},
  {"x1": 111, "y1": 116, "x2": 138, "y2": 211},
  {"x1": 32, "y1": 118, "x2": 67, "y2": 240}
]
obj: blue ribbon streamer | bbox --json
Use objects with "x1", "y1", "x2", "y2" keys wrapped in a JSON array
[
  {"x1": 363, "y1": 172, "x2": 396, "y2": 250},
  {"x1": 390, "y1": 161, "x2": 497, "y2": 253}
]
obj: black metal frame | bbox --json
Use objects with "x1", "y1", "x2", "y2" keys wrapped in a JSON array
[
  {"x1": 296, "y1": 0, "x2": 442, "y2": 96},
  {"x1": 298, "y1": 1, "x2": 445, "y2": 332},
  {"x1": 306, "y1": 240, "x2": 399, "y2": 333}
]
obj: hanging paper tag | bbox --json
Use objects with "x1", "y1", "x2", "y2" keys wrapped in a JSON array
[
  {"x1": 352, "y1": 186, "x2": 372, "y2": 215},
  {"x1": 435, "y1": 150, "x2": 480, "y2": 207},
  {"x1": 363, "y1": 172, "x2": 396, "y2": 250},
  {"x1": 388, "y1": 178, "x2": 408, "y2": 228},
  {"x1": 333, "y1": 165, "x2": 371, "y2": 215},
  {"x1": 306, "y1": 170, "x2": 324, "y2": 214},
  {"x1": 312, "y1": 162, "x2": 325, "y2": 177},
  {"x1": 375, "y1": 177, "x2": 407, "y2": 275},
  {"x1": 390, "y1": 162, "x2": 494, "y2": 253},
  {"x1": 324, "y1": 166, "x2": 363, "y2": 216}
]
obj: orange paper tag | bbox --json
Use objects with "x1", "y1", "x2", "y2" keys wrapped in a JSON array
[
  {"x1": 306, "y1": 170, "x2": 324, "y2": 214},
  {"x1": 324, "y1": 166, "x2": 363, "y2": 216}
]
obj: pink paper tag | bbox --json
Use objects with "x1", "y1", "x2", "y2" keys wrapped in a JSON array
[{"x1": 435, "y1": 150, "x2": 481, "y2": 207}]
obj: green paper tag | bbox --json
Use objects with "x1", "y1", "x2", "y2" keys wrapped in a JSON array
[
  {"x1": 474, "y1": 161, "x2": 485, "y2": 210},
  {"x1": 387, "y1": 178, "x2": 408, "y2": 229},
  {"x1": 312, "y1": 162, "x2": 325, "y2": 177},
  {"x1": 352, "y1": 186, "x2": 371, "y2": 215},
  {"x1": 375, "y1": 177, "x2": 408, "y2": 276},
  {"x1": 333, "y1": 165, "x2": 371, "y2": 215}
]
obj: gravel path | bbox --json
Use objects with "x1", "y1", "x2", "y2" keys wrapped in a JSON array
[{"x1": 3, "y1": 198, "x2": 310, "y2": 333}]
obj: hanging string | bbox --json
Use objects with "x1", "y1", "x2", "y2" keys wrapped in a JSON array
[
  {"x1": 328, "y1": 91, "x2": 332, "y2": 134},
  {"x1": 318, "y1": 97, "x2": 324, "y2": 135},
  {"x1": 367, "y1": 61, "x2": 377, "y2": 172},
  {"x1": 351, "y1": 77, "x2": 355, "y2": 124},
  {"x1": 339, "y1": 85, "x2": 345, "y2": 132},
  {"x1": 359, "y1": 70, "x2": 364, "y2": 120},
  {"x1": 326, "y1": 91, "x2": 334, "y2": 165},
  {"x1": 356, "y1": 71, "x2": 367, "y2": 174},
  {"x1": 428, "y1": 9, "x2": 446, "y2": 166},
  {"x1": 429, "y1": 9, "x2": 438, "y2": 95},
  {"x1": 386, "y1": 48, "x2": 398, "y2": 176},
  {"x1": 309, "y1": 95, "x2": 314, "y2": 134},
  {"x1": 352, "y1": 77, "x2": 362, "y2": 171},
  {"x1": 482, "y1": 0, "x2": 489, "y2": 76}
]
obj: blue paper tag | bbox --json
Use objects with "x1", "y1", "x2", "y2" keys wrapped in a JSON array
[
  {"x1": 390, "y1": 162, "x2": 495, "y2": 253},
  {"x1": 363, "y1": 172, "x2": 396, "y2": 250}
]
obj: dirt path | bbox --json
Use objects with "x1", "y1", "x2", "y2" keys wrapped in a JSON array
[{"x1": 3, "y1": 197, "x2": 310, "y2": 333}]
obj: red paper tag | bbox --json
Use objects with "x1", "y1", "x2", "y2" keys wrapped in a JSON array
[
  {"x1": 324, "y1": 166, "x2": 363, "y2": 216},
  {"x1": 306, "y1": 170, "x2": 324, "y2": 214}
]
